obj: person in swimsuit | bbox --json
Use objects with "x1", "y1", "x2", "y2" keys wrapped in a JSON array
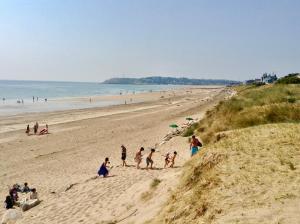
[
  {"x1": 98, "y1": 157, "x2": 110, "y2": 177},
  {"x1": 146, "y1": 148, "x2": 155, "y2": 170},
  {"x1": 190, "y1": 135, "x2": 202, "y2": 156},
  {"x1": 164, "y1": 153, "x2": 170, "y2": 168},
  {"x1": 121, "y1": 145, "x2": 127, "y2": 167},
  {"x1": 170, "y1": 151, "x2": 177, "y2": 168},
  {"x1": 134, "y1": 147, "x2": 144, "y2": 169},
  {"x1": 39, "y1": 124, "x2": 48, "y2": 135}
]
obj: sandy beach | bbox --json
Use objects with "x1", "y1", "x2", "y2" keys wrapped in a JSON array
[{"x1": 0, "y1": 86, "x2": 228, "y2": 224}]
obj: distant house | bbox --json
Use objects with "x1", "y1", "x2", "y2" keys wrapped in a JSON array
[{"x1": 261, "y1": 73, "x2": 277, "y2": 84}]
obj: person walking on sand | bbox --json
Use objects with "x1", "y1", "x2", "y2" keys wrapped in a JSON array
[
  {"x1": 98, "y1": 157, "x2": 110, "y2": 177},
  {"x1": 134, "y1": 147, "x2": 144, "y2": 169},
  {"x1": 121, "y1": 145, "x2": 127, "y2": 167},
  {"x1": 164, "y1": 152, "x2": 170, "y2": 168},
  {"x1": 146, "y1": 148, "x2": 155, "y2": 170},
  {"x1": 25, "y1": 125, "x2": 30, "y2": 135},
  {"x1": 190, "y1": 135, "x2": 202, "y2": 157},
  {"x1": 170, "y1": 151, "x2": 177, "y2": 168}
]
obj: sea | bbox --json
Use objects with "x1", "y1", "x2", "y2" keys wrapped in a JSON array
[{"x1": 0, "y1": 80, "x2": 181, "y2": 116}]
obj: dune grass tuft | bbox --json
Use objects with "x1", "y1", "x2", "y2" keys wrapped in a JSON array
[{"x1": 197, "y1": 84, "x2": 300, "y2": 143}]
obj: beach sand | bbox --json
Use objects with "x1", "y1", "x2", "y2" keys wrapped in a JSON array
[{"x1": 0, "y1": 86, "x2": 228, "y2": 224}]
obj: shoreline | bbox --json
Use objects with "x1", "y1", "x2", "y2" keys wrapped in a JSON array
[
  {"x1": 0, "y1": 85, "x2": 224, "y2": 117},
  {"x1": 0, "y1": 86, "x2": 230, "y2": 224},
  {"x1": 0, "y1": 86, "x2": 224, "y2": 134}
]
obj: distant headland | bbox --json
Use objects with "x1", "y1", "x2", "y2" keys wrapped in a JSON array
[{"x1": 102, "y1": 76, "x2": 241, "y2": 85}]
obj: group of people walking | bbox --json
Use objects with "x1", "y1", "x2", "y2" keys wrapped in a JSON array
[
  {"x1": 98, "y1": 135, "x2": 202, "y2": 178},
  {"x1": 98, "y1": 146, "x2": 178, "y2": 177}
]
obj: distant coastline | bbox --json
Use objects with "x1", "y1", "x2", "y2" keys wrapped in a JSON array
[{"x1": 102, "y1": 76, "x2": 241, "y2": 85}]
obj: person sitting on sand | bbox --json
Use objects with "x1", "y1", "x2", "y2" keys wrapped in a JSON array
[
  {"x1": 170, "y1": 151, "x2": 177, "y2": 168},
  {"x1": 121, "y1": 145, "x2": 127, "y2": 167},
  {"x1": 146, "y1": 149, "x2": 155, "y2": 170},
  {"x1": 22, "y1": 182, "x2": 31, "y2": 193},
  {"x1": 190, "y1": 135, "x2": 202, "y2": 157},
  {"x1": 9, "y1": 185, "x2": 19, "y2": 204},
  {"x1": 98, "y1": 157, "x2": 110, "y2": 177},
  {"x1": 4, "y1": 195, "x2": 13, "y2": 209},
  {"x1": 25, "y1": 125, "x2": 30, "y2": 135},
  {"x1": 134, "y1": 147, "x2": 144, "y2": 169},
  {"x1": 164, "y1": 153, "x2": 170, "y2": 168},
  {"x1": 39, "y1": 124, "x2": 48, "y2": 135},
  {"x1": 30, "y1": 188, "x2": 38, "y2": 200}
]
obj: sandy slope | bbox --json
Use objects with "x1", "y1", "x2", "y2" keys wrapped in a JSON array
[
  {"x1": 151, "y1": 123, "x2": 300, "y2": 224},
  {"x1": 0, "y1": 87, "x2": 228, "y2": 224}
]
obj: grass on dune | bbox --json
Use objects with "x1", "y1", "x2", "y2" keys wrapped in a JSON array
[
  {"x1": 148, "y1": 83, "x2": 300, "y2": 224},
  {"x1": 151, "y1": 123, "x2": 300, "y2": 224},
  {"x1": 197, "y1": 84, "x2": 300, "y2": 143}
]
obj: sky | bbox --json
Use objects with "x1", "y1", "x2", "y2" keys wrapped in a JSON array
[{"x1": 0, "y1": 0, "x2": 299, "y2": 82}]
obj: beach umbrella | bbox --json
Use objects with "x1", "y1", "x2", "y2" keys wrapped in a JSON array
[
  {"x1": 169, "y1": 124, "x2": 178, "y2": 128},
  {"x1": 186, "y1": 117, "x2": 193, "y2": 121},
  {"x1": 1, "y1": 209, "x2": 22, "y2": 224}
]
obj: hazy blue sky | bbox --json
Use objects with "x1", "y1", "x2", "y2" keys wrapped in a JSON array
[{"x1": 0, "y1": 0, "x2": 299, "y2": 82}]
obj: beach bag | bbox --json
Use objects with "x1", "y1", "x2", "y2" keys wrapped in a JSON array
[{"x1": 197, "y1": 140, "x2": 202, "y2": 147}]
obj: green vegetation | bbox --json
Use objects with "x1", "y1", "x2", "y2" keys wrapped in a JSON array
[
  {"x1": 197, "y1": 84, "x2": 300, "y2": 143},
  {"x1": 182, "y1": 123, "x2": 199, "y2": 137},
  {"x1": 151, "y1": 123, "x2": 300, "y2": 223},
  {"x1": 102, "y1": 76, "x2": 240, "y2": 85},
  {"x1": 150, "y1": 83, "x2": 300, "y2": 223},
  {"x1": 150, "y1": 178, "x2": 161, "y2": 188},
  {"x1": 276, "y1": 73, "x2": 300, "y2": 84},
  {"x1": 141, "y1": 178, "x2": 161, "y2": 201}
]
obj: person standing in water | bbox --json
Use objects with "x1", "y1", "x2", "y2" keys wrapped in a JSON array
[{"x1": 121, "y1": 145, "x2": 127, "y2": 167}]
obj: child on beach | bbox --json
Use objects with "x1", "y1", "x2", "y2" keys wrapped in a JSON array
[
  {"x1": 170, "y1": 151, "x2": 177, "y2": 168},
  {"x1": 164, "y1": 153, "x2": 170, "y2": 168},
  {"x1": 146, "y1": 148, "x2": 155, "y2": 170},
  {"x1": 134, "y1": 147, "x2": 144, "y2": 169},
  {"x1": 121, "y1": 145, "x2": 127, "y2": 167},
  {"x1": 98, "y1": 157, "x2": 110, "y2": 177},
  {"x1": 30, "y1": 188, "x2": 38, "y2": 200},
  {"x1": 22, "y1": 182, "x2": 31, "y2": 193}
]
